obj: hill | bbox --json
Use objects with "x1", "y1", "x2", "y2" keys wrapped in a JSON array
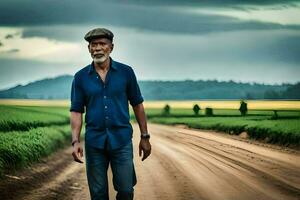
[{"x1": 0, "y1": 75, "x2": 299, "y2": 100}]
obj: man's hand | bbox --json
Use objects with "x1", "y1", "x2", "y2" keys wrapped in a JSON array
[
  {"x1": 139, "y1": 138, "x2": 151, "y2": 161},
  {"x1": 72, "y1": 142, "x2": 84, "y2": 163}
]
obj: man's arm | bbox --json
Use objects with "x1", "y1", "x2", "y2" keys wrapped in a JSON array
[
  {"x1": 70, "y1": 111, "x2": 84, "y2": 163},
  {"x1": 132, "y1": 103, "x2": 151, "y2": 161}
]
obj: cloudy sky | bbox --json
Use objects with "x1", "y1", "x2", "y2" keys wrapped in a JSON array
[{"x1": 0, "y1": 0, "x2": 299, "y2": 90}]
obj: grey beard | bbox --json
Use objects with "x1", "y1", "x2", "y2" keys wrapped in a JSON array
[{"x1": 93, "y1": 56, "x2": 107, "y2": 64}]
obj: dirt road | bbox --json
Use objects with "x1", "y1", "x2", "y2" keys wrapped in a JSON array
[{"x1": 1, "y1": 123, "x2": 300, "y2": 200}]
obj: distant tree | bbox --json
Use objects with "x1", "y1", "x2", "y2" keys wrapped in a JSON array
[
  {"x1": 193, "y1": 104, "x2": 201, "y2": 115},
  {"x1": 162, "y1": 104, "x2": 171, "y2": 115},
  {"x1": 282, "y1": 82, "x2": 300, "y2": 99},
  {"x1": 245, "y1": 92, "x2": 254, "y2": 100},
  {"x1": 205, "y1": 107, "x2": 213, "y2": 116},
  {"x1": 239, "y1": 100, "x2": 248, "y2": 116},
  {"x1": 264, "y1": 90, "x2": 281, "y2": 99}
]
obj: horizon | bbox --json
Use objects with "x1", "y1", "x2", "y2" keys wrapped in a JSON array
[{"x1": 1, "y1": 74, "x2": 298, "y2": 92}]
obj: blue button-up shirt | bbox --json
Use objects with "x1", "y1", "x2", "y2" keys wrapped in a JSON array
[{"x1": 70, "y1": 58, "x2": 144, "y2": 150}]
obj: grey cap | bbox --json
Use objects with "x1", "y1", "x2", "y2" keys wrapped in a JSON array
[{"x1": 84, "y1": 28, "x2": 114, "y2": 42}]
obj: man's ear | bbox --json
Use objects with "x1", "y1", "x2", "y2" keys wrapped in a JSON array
[
  {"x1": 88, "y1": 44, "x2": 91, "y2": 53},
  {"x1": 110, "y1": 43, "x2": 114, "y2": 53}
]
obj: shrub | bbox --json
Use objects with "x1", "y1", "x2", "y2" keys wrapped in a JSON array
[
  {"x1": 239, "y1": 100, "x2": 248, "y2": 116},
  {"x1": 205, "y1": 107, "x2": 213, "y2": 116},
  {"x1": 193, "y1": 104, "x2": 201, "y2": 115},
  {"x1": 162, "y1": 104, "x2": 171, "y2": 115}
]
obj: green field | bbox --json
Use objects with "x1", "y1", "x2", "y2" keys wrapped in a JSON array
[
  {"x1": 149, "y1": 116, "x2": 300, "y2": 144},
  {"x1": 143, "y1": 107, "x2": 300, "y2": 147},
  {"x1": 142, "y1": 107, "x2": 300, "y2": 117},
  {"x1": 0, "y1": 105, "x2": 71, "y2": 176},
  {"x1": 0, "y1": 101, "x2": 299, "y2": 176},
  {"x1": 0, "y1": 125, "x2": 70, "y2": 175},
  {"x1": 0, "y1": 105, "x2": 70, "y2": 132}
]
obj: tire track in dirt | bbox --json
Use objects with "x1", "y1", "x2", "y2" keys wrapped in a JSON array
[
  {"x1": 146, "y1": 123, "x2": 300, "y2": 200},
  {"x1": 0, "y1": 146, "x2": 90, "y2": 200}
]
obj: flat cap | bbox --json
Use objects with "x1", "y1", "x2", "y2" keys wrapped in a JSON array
[{"x1": 84, "y1": 28, "x2": 114, "y2": 42}]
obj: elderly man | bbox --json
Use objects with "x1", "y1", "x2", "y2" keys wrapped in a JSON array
[{"x1": 70, "y1": 28, "x2": 151, "y2": 200}]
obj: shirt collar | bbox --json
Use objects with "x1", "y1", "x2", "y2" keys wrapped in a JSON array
[{"x1": 88, "y1": 57, "x2": 117, "y2": 74}]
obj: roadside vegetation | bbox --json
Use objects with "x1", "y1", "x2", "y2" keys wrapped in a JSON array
[
  {"x1": 0, "y1": 125, "x2": 70, "y2": 175},
  {"x1": 0, "y1": 105, "x2": 69, "y2": 132},
  {"x1": 131, "y1": 101, "x2": 300, "y2": 147},
  {"x1": 0, "y1": 105, "x2": 72, "y2": 176}
]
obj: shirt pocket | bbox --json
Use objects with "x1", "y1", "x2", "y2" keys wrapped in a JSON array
[
  {"x1": 83, "y1": 78, "x2": 103, "y2": 100},
  {"x1": 109, "y1": 78, "x2": 127, "y2": 97}
]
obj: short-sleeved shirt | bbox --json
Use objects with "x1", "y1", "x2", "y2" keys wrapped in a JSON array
[{"x1": 70, "y1": 58, "x2": 144, "y2": 150}]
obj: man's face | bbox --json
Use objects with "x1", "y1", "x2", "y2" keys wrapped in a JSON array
[{"x1": 88, "y1": 38, "x2": 114, "y2": 64}]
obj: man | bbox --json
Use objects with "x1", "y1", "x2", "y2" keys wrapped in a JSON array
[{"x1": 70, "y1": 28, "x2": 151, "y2": 200}]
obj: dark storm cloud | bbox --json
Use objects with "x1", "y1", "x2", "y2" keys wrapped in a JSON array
[
  {"x1": 21, "y1": 20, "x2": 300, "y2": 43},
  {"x1": 247, "y1": 35, "x2": 300, "y2": 64},
  {"x1": 0, "y1": 0, "x2": 299, "y2": 37},
  {"x1": 0, "y1": 0, "x2": 299, "y2": 86},
  {"x1": 109, "y1": 0, "x2": 300, "y2": 7},
  {"x1": 131, "y1": 30, "x2": 300, "y2": 67},
  {"x1": 21, "y1": 26, "x2": 89, "y2": 42}
]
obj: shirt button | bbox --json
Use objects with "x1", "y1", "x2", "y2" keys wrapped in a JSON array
[
  {"x1": 105, "y1": 116, "x2": 109, "y2": 119},
  {"x1": 96, "y1": 76, "x2": 99, "y2": 79},
  {"x1": 104, "y1": 96, "x2": 107, "y2": 99},
  {"x1": 104, "y1": 106, "x2": 108, "y2": 109}
]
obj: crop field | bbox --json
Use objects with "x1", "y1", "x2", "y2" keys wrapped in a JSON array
[
  {"x1": 1, "y1": 99, "x2": 300, "y2": 110},
  {"x1": 0, "y1": 100, "x2": 299, "y2": 177},
  {"x1": 142, "y1": 101, "x2": 300, "y2": 147},
  {"x1": 0, "y1": 104, "x2": 72, "y2": 176},
  {"x1": 0, "y1": 125, "x2": 70, "y2": 175},
  {"x1": 142, "y1": 100, "x2": 300, "y2": 110},
  {"x1": 140, "y1": 100, "x2": 300, "y2": 147},
  {"x1": 0, "y1": 105, "x2": 70, "y2": 132},
  {"x1": 150, "y1": 117, "x2": 300, "y2": 144},
  {"x1": 143, "y1": 107, "x2": 300, "y2": 117},
  {"x1": 0, "y1": 99, "x2": 69, "y2": 107}
]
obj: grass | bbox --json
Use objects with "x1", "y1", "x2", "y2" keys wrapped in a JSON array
[
  {"x1": 134, "y1": 103, "x2": 300, "y2": 148},
  {"x1": 0, "y1": 125, "x2": 71, "y2": 176},
  {"x1": 146, "y1": 108, "x2": 300, "y2": 147},
  {"x1": 0, "y1": 105, "x2": 70, "y2": 132},
  {"x1": 138, "y1": 108, "x2": 300, "y2": 117},
  {"x1": 0, "y1": 105, "x2": 74, "y2": 176}
]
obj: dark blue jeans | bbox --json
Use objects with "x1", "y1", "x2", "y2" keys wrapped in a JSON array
[{"x1": 85, "y1": 140, "x2": 137, "y2": 200}]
